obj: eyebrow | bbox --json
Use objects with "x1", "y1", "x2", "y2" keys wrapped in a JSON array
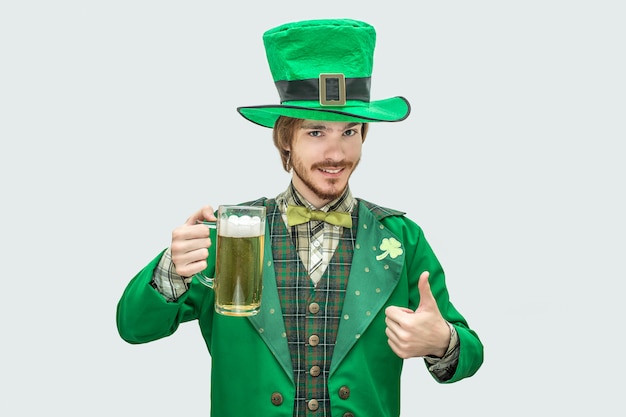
[{"x1": 300, "y1": 122, "x2": 360, "y2": 130}]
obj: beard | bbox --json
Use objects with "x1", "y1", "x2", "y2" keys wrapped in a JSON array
[{"x1": 290, "y1": 152, "x2": 361, "y2": 202}]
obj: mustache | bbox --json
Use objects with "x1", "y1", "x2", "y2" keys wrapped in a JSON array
[{"x1": 312, "y1": 160, "x2": 352, "y2": 169}]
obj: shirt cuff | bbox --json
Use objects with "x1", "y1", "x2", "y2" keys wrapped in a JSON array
[
  {"x1": 150, "y1": 248, "x2": 192, "y2": 302},
  {"x1": 424, "y1": 322, "x2": 460, "y2": 381}
]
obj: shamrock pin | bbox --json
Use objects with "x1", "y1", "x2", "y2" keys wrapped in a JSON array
[{"x1": 376, "y1": 237, "x2": 403, "y2": 260}]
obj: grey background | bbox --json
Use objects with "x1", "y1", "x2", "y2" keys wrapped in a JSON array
[{"x1": 2, "y1": 1, "x2": 624, "y2": 415}]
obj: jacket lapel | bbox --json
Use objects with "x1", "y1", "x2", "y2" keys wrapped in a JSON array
[
  {"x1": 330, "y1": 203, "x2": 404, "y2": 375},
  {"x1": 247, "y1": 222, "x2": 294, "y2": 383}
]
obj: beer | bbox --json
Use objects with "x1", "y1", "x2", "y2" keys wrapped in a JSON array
[
  {"x1": 214, "y1": 233, "x2": 264, "y2": 316},
  {"x1": 195, "y1": 205, "x2": 266, "y2": 316}
]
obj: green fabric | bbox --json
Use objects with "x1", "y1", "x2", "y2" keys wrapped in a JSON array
[
  {"x1": 236, "y1": 19, "x2": 411, "y2": 128},
  {"x1": 264, "y1": 19, "x2": 375, "y2": 81},
  {"x1": 117, "y1": 200, "x2": 484, "y2": 417}
]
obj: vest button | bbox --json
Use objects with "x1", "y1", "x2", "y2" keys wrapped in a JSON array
[
  {"x1": 343, "y1": 413, "x2": 355, "y2": 417},
  {"x1": 310, "y1": 365, "x2": 321, "y2": 377},
  {"x1": 308, "y1": 302, "x2": 320, "y2": 314},
  {"x1": 307, "y1": 399, "x2": 319, "y2": 411},
  {"x1": 338, "y1": 385, "x2": 351, "y2": 399},
  {"x1": 308, "y1": 334, "x2": 320, "y2": 346},
  {"x1": 271, "y1": 392, "x2": 283, "y2": 406}
]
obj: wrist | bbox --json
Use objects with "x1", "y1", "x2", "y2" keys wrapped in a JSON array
[{"x1": 432, "y1": 321, "x2": 453, "y2": 358}]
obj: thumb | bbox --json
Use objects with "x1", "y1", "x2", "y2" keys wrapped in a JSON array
[
  {"x1": 416, "y1": 271, "x2": 437, "y2": 312},
  {"x1": 184, "y1": 205, "x2": 217, "y2": 226}
]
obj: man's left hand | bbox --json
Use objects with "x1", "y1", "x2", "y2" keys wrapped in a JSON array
[{"x1": 384, "y1": 271, "x2": 451, "y2": 359}]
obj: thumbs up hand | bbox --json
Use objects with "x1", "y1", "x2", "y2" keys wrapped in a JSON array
[{"x1": 384, "y1": 271, "x2": 452, "y2": 359}]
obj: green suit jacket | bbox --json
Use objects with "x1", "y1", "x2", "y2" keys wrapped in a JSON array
[{"x1": 117, "y1": 201, "x2": 483, "y2": 417}]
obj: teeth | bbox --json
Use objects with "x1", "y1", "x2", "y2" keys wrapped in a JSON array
[{"x1": 321, "y1": 168, "x2": 341, "y2": 174}]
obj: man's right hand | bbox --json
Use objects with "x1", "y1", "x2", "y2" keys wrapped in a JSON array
[{"x1": 170, "y1": 205, "x2": 218, "y2": 277}]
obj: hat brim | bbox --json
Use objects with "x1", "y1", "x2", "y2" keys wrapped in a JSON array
[{"x1": 237, "y1": 96, "x2": 410, "y2": 128}]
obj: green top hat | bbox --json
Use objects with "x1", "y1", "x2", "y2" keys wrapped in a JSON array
[{"x1": 237, "y1": 19, "x2": 411, "y2": 128}]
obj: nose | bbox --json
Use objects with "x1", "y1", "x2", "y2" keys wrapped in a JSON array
[{"x1": 323, "y1": 135, "x2": 344, "y2": 161}]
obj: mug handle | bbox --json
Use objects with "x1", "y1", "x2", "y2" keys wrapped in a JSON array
[{"x1": 194, "y1": 220, "x2": 217, "y2": 288}]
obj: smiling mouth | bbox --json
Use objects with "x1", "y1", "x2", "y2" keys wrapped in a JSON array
[{"x1": 319, "y1": 167, "x2": 343, "y2": 174}]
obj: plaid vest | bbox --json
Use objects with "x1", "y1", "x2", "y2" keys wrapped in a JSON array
[{"x1": 266, "y1": 198, "x2": 358, "y2": 417}]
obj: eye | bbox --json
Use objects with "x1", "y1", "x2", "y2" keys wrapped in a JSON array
[
  {"x1": 308, "y1": 130, "x2": 323, "y2": 137},
  {"x1": 344, "y1": 129, "x2": 358, "y2": 137}
]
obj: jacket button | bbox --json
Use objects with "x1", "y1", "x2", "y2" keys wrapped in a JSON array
[
  {"x1": 308, "y1": 334, "x2": 320, "y2": 346},
  {"x1": 343, "y1": 413, "x2": 354, "y2": 417},
  {"x1": 271, "y1": 392, "x2": 283, "y2": 406},
  {"x1": 307, "y1": 399, "x2": 319, "y2": 411},
  {"x1": 308, "y1": 302, "x2": 320, "y2": 314},
  {"x1": 310, "y1": 365, "x2": 321, "y2": 377},
  {"x1": 338, "y1": 385, "x2": 350, "y2": 399}
]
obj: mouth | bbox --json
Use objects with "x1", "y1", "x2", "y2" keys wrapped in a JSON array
[{"x1": 318, "y1": 167, "x2": 344, "y2": 175}]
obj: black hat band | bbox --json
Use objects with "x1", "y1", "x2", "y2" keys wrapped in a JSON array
[{"x1": 275, "y1": 76, "x2": 371, "y2": 105}]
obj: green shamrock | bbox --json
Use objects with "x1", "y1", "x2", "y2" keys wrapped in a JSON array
[{"x1": 376, "y1": 237, "x2": 403, "y2": 260}]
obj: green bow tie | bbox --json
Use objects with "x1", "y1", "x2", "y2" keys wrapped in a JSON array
[{"x1": 286, "y1": 205, "x2": 352, "y2": 228}]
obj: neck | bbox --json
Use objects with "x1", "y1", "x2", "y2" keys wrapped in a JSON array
[{"x1": 290, "y1": 180, "x2": 348, "y2": 209}]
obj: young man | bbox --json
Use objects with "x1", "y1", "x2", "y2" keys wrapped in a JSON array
[{"x1": 117, "y1": 19, "x2": 483, "y2": 417}]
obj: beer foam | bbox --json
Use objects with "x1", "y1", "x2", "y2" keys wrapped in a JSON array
[{"x1": 220, "y1": 214, "x2": 263, "y2": 237}]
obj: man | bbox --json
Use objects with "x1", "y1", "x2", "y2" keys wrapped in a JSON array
[{"x1": 117, "y1": 18, "x2": 483, "y2": 417}]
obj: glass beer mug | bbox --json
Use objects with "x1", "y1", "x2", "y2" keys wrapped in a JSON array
[{"x1": 195, "y1": 205, "x2": 266, "y2": 316}]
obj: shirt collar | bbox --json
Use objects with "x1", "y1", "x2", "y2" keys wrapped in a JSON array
[{"x1": 276, "y1": 182, "x2": 356, "y2": 215}]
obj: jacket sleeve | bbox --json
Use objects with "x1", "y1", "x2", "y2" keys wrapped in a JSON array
[
  {"x1": 116, "y1": 249, "x2": 214, "y2": 344},
  {"x1": 390, "y1": 216, "x2": 484, "y2": 383}
]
